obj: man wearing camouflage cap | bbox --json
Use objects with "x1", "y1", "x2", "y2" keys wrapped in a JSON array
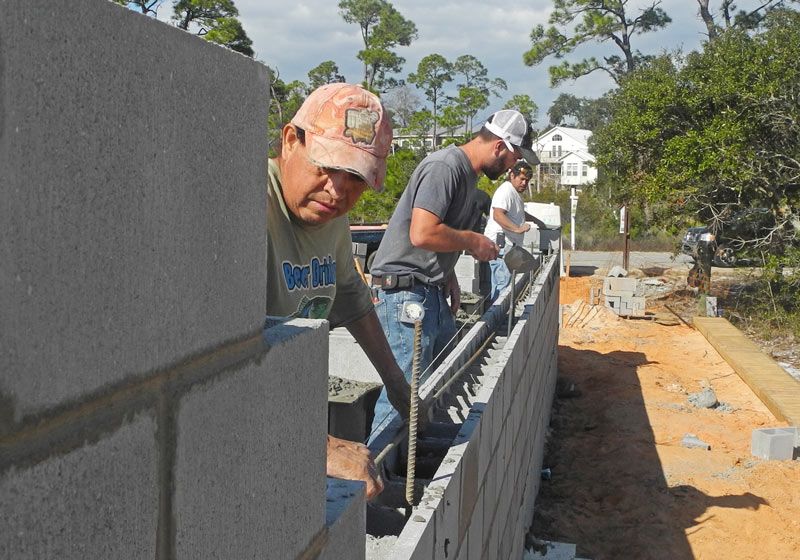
[{"x1": 266, "y1": 83, "x2": 413, "y2": 499}]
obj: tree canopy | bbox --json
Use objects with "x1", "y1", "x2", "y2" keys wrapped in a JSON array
[
  {"x1": 307, "y1": 61, "x2": 346, "y2": 91},
  {"x1": 523, "y1": 0, "x2": 671, "y2": 86},
  {"x1": 170, "y1": 0, "x2": 254, "y2": 56},
  {"x1": 407, "y1": 54, "x2": 453, "y2": 149},
  {"x1": 338, "y1": 0, "x2": 417, "y2": 91},
  {"x1": 592, "y1": 9, "x2": 800, "y2": 252},
  {"x1": 547, "y1": 93, "x2": 611, "y2": 130}
]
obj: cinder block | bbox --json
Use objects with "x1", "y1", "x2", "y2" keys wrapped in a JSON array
[
  {"x1": 433, "y1": 466, "x2": 462, "y2": 560},
  {"x1": 458, "y1": 439, "x2": 479, "y2": 542},
  {"x1": 477, "y1": 407, "x2": 493, "y2": 484},
  {"x1": 455, "y1": 254, "x2": 481, "y2": 279},
  {"x1": 396, "y1": 507, "x2": 435, "y2": 560},
  {"x1": 0, "y1": 413, "x2": 159, "y2": 559},
  {"x1": 318, "y1": 479, "x2": 366, "y2": 560},
  {"x1": 499, "y1": 515, "x2": 513, "y2": 559},
  {"x1": 174, "y1": 320, "x2": 327, "y2": 559},
  {"x1": 604, "y1": 294, "x2": 622, "y2": 312},
  {"x1": 457, "y1": 276, "x2": 481, "y2": 295},
  {"x1": 603, "y1": 277, "x2": 638, "y2": 294},
  {"x1": 466, "y1": 484, "x2": 485, "y2": 560},
  {"x1": 751, "y1": 427, "x2": 797, "y2": 461},
  {"x1": 0, "y1": 0, "x2": 269, "y2": 422}
]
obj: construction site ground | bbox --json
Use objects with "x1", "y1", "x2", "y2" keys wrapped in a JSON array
[{"x1": 531, "y1": 257, "x2": 800, "y2": 560}]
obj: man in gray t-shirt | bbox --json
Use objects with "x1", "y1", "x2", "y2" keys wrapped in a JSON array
[{"x1": 368, "y1": 110, "x2": 538, "y2": 431}]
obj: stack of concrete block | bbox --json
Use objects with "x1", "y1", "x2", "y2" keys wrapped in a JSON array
[
  {"x1": 0, "y1": 2, "x2": 360, "y2": 558},
  {"x1": 456, "y1": 253, "x2": 482, "y2": 294},
  {"x1": 603, "y1": 277, "x2": 646, "y2": 317},
  {"x1": 382, "y1": 254, "x2": 561, "y2": 559}
]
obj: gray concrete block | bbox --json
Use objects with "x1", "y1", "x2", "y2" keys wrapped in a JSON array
[
  {"x1": 319, "y1": 478, "x2": 366, "y2": 560},
  {"x1": 174, "y1": 320, "x2": 327, "y2": 559},
  {"x1": 0, "y1": 0, "x2": 269, "y2": 422},
  {"x1": 751, "y1": 427, "x2": 797, "y2": 461},
  {"x1": 458, "y1": 438, "x2": 479, "y2": 543},
  {"x1": 328, "y1": 328, "x2": 382, "y2": 385},
  {"x1": 0, "y1": 413, "x2": 158, "y2": 559},
  {"x1": 466, "y1": 484, "x2": 485, "y2": 560},
  {"x1": 432, "y1": 465, "x2": 462, "y2": 560},
  {"x1": 603, "y1": 277, "x2": 637, "y2": 294},
  {"x1": 457, "y1": 276, "x2": 481, "y2": 296},
  {"x1": 393, "y1": 504, "x2": 435, "y2": 560},
  {"x1": 455, "y1": 254, "x2": 480, "y2": 279}
]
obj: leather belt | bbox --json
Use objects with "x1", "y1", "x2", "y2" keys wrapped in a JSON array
[{"x1": 370, "y1": 274, "x2": 415, "y2": 290}]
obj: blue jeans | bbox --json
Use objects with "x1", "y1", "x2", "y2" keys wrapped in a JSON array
[
  {"x1": 368, "y1": 283, "x2": 457, "y2": 438},
  {"x1": 489, "y1": 253, "x2": 511, "y2": 301}
]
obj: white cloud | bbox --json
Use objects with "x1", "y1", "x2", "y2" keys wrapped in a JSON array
[{"x1": 146, "y1": 0, "x2": 774, "y2": 126}]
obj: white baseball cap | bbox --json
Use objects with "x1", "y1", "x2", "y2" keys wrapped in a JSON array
[{"x1": 484, "y1": 110, "x2": 540, "y2": 165}]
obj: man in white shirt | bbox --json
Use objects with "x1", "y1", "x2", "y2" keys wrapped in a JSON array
[{"x1": 483, "y1": 161, "x2": 538, "y2": 300}]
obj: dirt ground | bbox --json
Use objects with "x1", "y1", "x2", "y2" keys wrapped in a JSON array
[{"x1": 531, "y1": 274, "x2": 800, "y2": 560}]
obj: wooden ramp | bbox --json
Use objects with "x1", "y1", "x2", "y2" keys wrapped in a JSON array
[{"x1": 694, "y1": 317, "x2": 800, "y2": 425}]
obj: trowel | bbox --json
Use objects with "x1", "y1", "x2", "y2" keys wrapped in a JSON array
[{"x1": 503, "y1": 244, "x2": 538, "y2": 274}]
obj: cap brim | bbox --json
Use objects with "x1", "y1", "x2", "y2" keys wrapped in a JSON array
[
  {"x1": 517, "y1": 146, "x2": 540, "y2": 166},
  {"x1": 305, "y1": 132, "x2": 387, "y2": 192}
]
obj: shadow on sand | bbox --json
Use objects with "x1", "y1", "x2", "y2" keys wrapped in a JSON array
[{"x1": 531, "y1": 346, "x2": 769, "y2": 560}]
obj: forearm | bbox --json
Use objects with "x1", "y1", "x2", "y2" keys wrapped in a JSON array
[
  {"x1": 410, "y1": 207, "x2": 499, "y2": 262},
  {"x1": 411, "y1": 221, "x2": 484, "y2": 253},
  {"x1": 493, "y1": 208, "x2": 525, "y2": 234}
]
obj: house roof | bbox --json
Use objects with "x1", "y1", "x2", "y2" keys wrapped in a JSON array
[
  {"x1": 536, "y1": 126, "x2": 592, "y2": 146},
  {"x1": 557, "y1": 150, "x2": 596, "y2": 163}
]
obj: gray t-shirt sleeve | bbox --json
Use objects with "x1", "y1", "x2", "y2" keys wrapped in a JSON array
[{"x1": 411, "y1": 162, "x2": 458, "y2": 220}]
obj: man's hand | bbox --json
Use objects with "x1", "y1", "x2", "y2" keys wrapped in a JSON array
[
  {"x1": 386, "y1": 380, "x2": 430, "y2": 433},
  {"x1": 327, "y1": 435, "x2": 384, "y2": 500},
  {"x1": 468, "y1": 233, "x2": 500, "y2": 262},
  {"x1": 445, "y1": 273, "x2": 461, "y2": 315},
  {"x1": 518, "y1": 222, "x2": 532, "y2": 234}
]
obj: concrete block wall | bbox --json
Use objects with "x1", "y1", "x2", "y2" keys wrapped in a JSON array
[
  {"x1": 1, "y1": 3, "x2": 354, "y2": 559},
  {"x1": 389, "y1": 255, "x2": 561, "y2": 559}
]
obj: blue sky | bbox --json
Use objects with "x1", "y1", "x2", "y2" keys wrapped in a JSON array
[{"x1": 144, "y1": 0, "x2": 765, "y2": 127}]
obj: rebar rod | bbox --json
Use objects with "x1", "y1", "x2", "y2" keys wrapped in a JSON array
[{"x1": 405, "y1": 319, "x2": 422, "y2": 506}]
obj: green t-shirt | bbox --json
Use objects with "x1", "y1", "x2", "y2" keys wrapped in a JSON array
[{"x1": 266, "y1": 159, "x2": 373, "y2": 327}]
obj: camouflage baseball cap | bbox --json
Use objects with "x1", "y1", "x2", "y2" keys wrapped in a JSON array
[{"x1": 291, "y1": 83, "x2": 392, "y2": 192}]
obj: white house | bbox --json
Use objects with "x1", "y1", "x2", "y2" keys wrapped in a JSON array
[{"x1": 534, "y1": 126, "x2": 597, "y2": 188}]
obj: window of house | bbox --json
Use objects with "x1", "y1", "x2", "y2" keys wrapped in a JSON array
[
  {"x1": 553, "y1": 134, "x2": 562, "y2": 141},
  {"x1": 565, "y1": 163, "x2": 578, "y2": 176},
  {"x1": 581, "y1": 164, "x2": 588, "y2": 176}
]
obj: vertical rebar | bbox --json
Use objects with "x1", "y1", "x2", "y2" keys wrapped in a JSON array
[{"x1": 405, "y1": 319, "x2": 422, "y2": 506}]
